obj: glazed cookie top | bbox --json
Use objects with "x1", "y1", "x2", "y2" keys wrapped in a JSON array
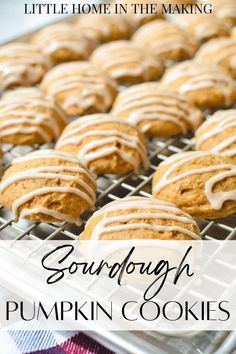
[
  {"x1": 41, "y1": 61, "x2": 118, "y2": 115},
  {"x1": 200, "y1": 0, "x2": 236, "y2": 27},
  {"x1": 152, "y1": 151, "x2": 236, "y2": 219},
  {"x1": 0, "y1": 43, "x2": 50, "y2": 91},
  {"x1": 196, "y1": 37, "x2": 236, "y2": 78},
  {"x1": 175, "y1": 14, "x2": 230, "y2": 44},
  {"x1": 195, "y1": 109, "x2": 236, "y2": 161},
  {"x1": 80, "y1": 196, "x2": 201, "y2": 241},
  {"x1": 56, "y1": 113, "x2": 149, "y2": 174},
  {"x1": 76, "y1": 14, "x2": 133, "y2": 43},
  {"x1": 0, "y1": 88, "x2": 67, "y2": 145},
  {"x1": 31, "y1": 23, "x2": 96, "y2": 64},
  {"x1": 90, "y1": 40, "x2": 163, "y2": 85},
  {"x1": 161, "y1": 60, "x2": 236, "y2": 108},
  {"x1": 132, "y1": 20, "x2": 197, "y2": 61},
  {"x1": 112, "y1": 82, "x2": 203, "y2": 136},
  {"x1": 0, "y1": 149, "x2": 96, "y2": 224}
]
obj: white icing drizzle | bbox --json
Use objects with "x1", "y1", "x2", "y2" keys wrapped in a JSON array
[
  {"x1": 0, "y1": 43, "x2": 50, "y2": 90},
  {"x1": 153, "y1": 151, "x2": 236, "y2": 210},
  {"x1": 41, "y1": 62, "x2": 117, "y2": 112},
  {"x1": 83, "y1": 197, "x2": 201, "y2": 240},
  {"x1": 0, "y1": 150, "x2": 96, "y2": 222},
  {"x1": 90, "y1": 40, "x2": 162, "y2": 81},
  {"x1": 0, "y1": 88, "x2": 67, "y2": 142},
  {"x1": 112, "y1": 82, "x2": 202, "y2": 133},
  {"x1": 196, "y1": 38, "x2": 236, "y2": 70},
  {"x1": 132, "y1": 20, "x2": 196, "y2": 59},
  {"x1": 196, "y1": 109, "x2": 236, "y2": 156},
  {"x1": 162, "y1": 61, "x2": 236, "y2": 105},
  {"x1": 32, "y1": 24, "x2": 93, "y2": 58},
  {"x1": 56, "y1": 114, "x2": 148, "y2": 171}
]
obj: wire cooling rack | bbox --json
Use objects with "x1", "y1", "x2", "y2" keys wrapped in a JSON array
[{"x1": 0, "y1": 135, "x2": 236, "y2": 354}]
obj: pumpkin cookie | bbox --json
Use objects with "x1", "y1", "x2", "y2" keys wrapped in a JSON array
[
  {"x1": 196, "y1": 37, "x2": 236, "y2": 79},
  {"x1": 0, "y1": 150, "x2": 96, "y2": 224},
  {"x1": 112, "y1": 82, "x2": 203, "y2": 137},
  {"x1": 90, "y1": 40, "x2": 163, "y2": 85},
  {"x1": 152, "y1": 151, "x2": 236, "y2": 219},
  {"x1": 31, "y1": 23, "x2": 96, "y2": 64},
  {"x1": 56, "y1": 113, "x2": 148, "y2": 174},
  {"x1": 80, "y1": 196, "x2": 201, "y2": 240},
  {"x1": 41, "y1": 61, "x2": 118, "y2": 116},
  {"x1": 161, "y1": 60, "x2": 236, "y2": 109},
  {"x1": 76, "y1": 14, "x2": 133, "y2": 43},
  {"x1": 132, "y1": 20, "x2": 197, "y2": 62},
  {"x1": 0, "y1": 88, "x2": 67, "y2": 145},
  {"x1": 195, "y1": 109, "x2": 236, "y2": 163},
  {"x1": 0, "y1": 43, "x2": 50, "y2": 91}
]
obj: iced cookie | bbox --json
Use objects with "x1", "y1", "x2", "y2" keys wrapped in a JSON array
[
  {"x1": 152, "y1": 151, "x2": 236, "y2": 219},
  {"x1": 161, "y1": 60, "x2": 236, "y2": 109},
  {"x1": 112, "y1": 82, "x2": 203, "y2": 137},
  {"x1": 200, "y1": 0, "x2": 236, "y2": 27},
  {"x1": 0, "y1": 150, "x2": 96, "y2": 224},
  {"x1": 132, "y1": 20, "x2": 197, "y2": 62},
  {"x1": 196, "y1": 37, "x2": 236, "y2": 79},
  {"x1": 90, "y1": 40, "x2": 163, "y2": 85},
  {"x1": 0, "y1": 88, "x2": 67, "y2": 145},
  {"x1": 31, "y1": 23, "x2": 96, "y2": 64},
  {"x1": 56, "y1": 113, "x2": 148, "y2": 174},
  {"x1": 41, "y1": 61, "x2": 118, "y2": 116},
  {"x1": 195, "y1": 109, "x2": 236, "y2": 163},
  {"x1": 0, "y1": 43, "x2": 50, "y2": 91},
  {"x1": 80, "y1": 196, "x2": 201, "y2": 240}
]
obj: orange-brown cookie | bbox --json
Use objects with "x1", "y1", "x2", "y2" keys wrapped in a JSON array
[
  {"x1": 41, "y1": 61, "x2": 118, "y2": 116},
  {"x1": 161, "y1": 60, "x2": 236, "y2": 109},
  {"x1": 0, "y1": 149, "x2": 96, "y2": 224},
  {"x1": 175, "y1": 14, "x2": 230, "y2": 44},
  {"x1": 56, "y1": 113, "x2": 148, "y2": 174},
  {"x1": 90, "y1": 40, "x2": 163, "y2": 85},
  {"x1": 195, "y1": 109, "x2": 236, "y2": 163},
  {"x1": 196, "y1": 37, "x2": 236, "y2": 79},
  {"x1": 80, "y1": 196, "x2": 201, "y2": 240},
  {"x1": 152, "y1": 151, "x2": 236, "y2": 219},
  {"x1": 132, "y1": 20, "x2": 197, "y2": 62},
  {"x1": 112, "y1": 82, "x2": 203, "y2": 137},
  {"x1": 115, "y1": 0, "x2": 164, "y2": 27},
  {"x1": 0, "y1": 88, "x2": 67, "y2": 145},
  {"x1": 31, "y1": 23, "x2": 96, "y2": 64},
  {"x1": 76, "y1": 14, "x2": 133, "y2": 43},
  {"x1": 200, "y1": 0, "x2": 236, "y2": 27},
  {"x1": 0, "y1": 43, "x2": 50, "y2": 91},
  {"x1": 232, "y1": 27, "x2": 236, "y2": 39}
]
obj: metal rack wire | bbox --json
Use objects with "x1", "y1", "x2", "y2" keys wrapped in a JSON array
[{"x1": 1, "y1": 135, "x2": 236, "y2": 354}]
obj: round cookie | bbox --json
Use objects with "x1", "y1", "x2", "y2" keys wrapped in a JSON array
[
  {"x1": 0, "y1": 150, "x2": 96, "y2": 224},
  {"x1": 196, "y1": 37, "x2": 236, "y2": 79},
  {"x1": 195, "y1": 109, "x2": 236, "y2": 163},
  {"x1": 132, "y1": 20, "x2": 197, "y2": 62},
  {"x1": 31, "y1": 23, "x2": 96, "y2": 64},
  {"x1": 161, "y1": 60, "x2": 236, "y2": 109},
  {"x1": 199, "y1": 0, "x2": 236, "y2": 27},
  {"x1": 56, "y1": 113, "x2": 148, "y2": 174},
  {"x1": 0, "y1": 88, "x2": 67, "y2": 145},
  {"x1": 175, "y1": 14, "x2": 230, "y2": 44},
  {"x1": 80, "y1": 196, "x2": 201, "y2": 241},
  {"x1": 152, "y1": 151, "x2": 236, "y2": 219},
  {"x1": 76, "y1": 14, "x2": 133, "y2": 43},
  {"x1": 112, "y1": 82, "x2": 203, "y2": 137},
  {"x1": 115, "y1": 0, "x2": 164, "y2": 27},
  {"x1": 90, "y1": 40, "x2": 163, "y2": 85},
  {"x1": 0, "y1": 43, "x2": 50, "y2": 91},
  {"x1": 41, "y1": 61, "x2": 118, "y2": 116}
]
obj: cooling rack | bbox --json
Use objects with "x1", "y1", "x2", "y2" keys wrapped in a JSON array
[{"x1": 0, "y1": 12, "x2": 236, "y2": 354}]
